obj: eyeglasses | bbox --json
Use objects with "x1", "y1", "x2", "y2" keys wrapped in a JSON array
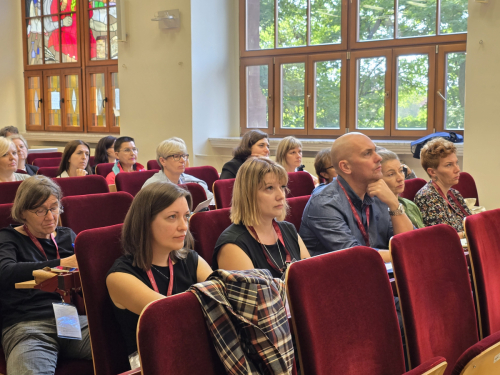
[
  {"x1": 120, "y1": 148, "x2": 139, "y2": 154},
  {"x1": 30, "y1": 206, "x2": 63, "y2": 217},
  {"x1": 166, "y1": 154, "x2": 189, "y2": 161},
  {"x1": 322, "y1": 166, "x2": 335, "y2": 172}
]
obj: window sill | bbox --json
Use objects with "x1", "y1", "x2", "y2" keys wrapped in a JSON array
[{"x1": 208, "y1": 137, "x2": 464, "y2": 157}]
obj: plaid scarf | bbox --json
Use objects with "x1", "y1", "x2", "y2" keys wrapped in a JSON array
[{"x1": 189, "y1": 269, "x2": 294, "y2": 375}]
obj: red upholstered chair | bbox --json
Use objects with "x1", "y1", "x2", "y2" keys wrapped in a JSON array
[
  {"x1": 115, "y1": 170, "x2": 157, "y2": 197},
  {"x1": 286, "y1": 246, "x2": 447, "y2": 375},
  {"x1": 61, "y1": 192, "x2": 133, "y2": 235},
  {"x1": 37, "y1": 166, "x2": 60, "y2": 178},
  {"x1": 287, "y1": 171, "x2": 315, "y2": 198},
  {"x1": 0, "y1": 203, "x2": 19, "y2": 229},
  {"x1": 399, "y1": 177, "x2": 427, "y2": 201},
  {"x1": 74, "y1": 224, "x2": 131, "y2": 375},
  {"x1": 464, "y1": 209, "x2": 500, "y2": 338},
  {"x1": 185, "y1": 166, "x2": 219, "y2": 193},
  {"x1": 27, "y1": 151, "x2": 63, "y2": 165},
  {"x1": 137, "y1": 292, "x2": 226, "y2": 375},
  {"x1": 95, "y1": 163, "x2": 114, "y2": 177},
  {"x1": 54, "y1": 175, "x2": 109, "y2": 197},
  {"x1": 452, "y1": 172, "x2": 480, "y2": 206},
  {"x1": 0, "y1": 180, "x2": 23, "y2": 204},
  {"x1": 146, "y1": 159, "x2": 159, "y2": 170},
  {"x1": 189, "y1": 208, "x2": 231, "y2": 266},
  {"x1": 284, "y1": 195, "x2": 310, "y2": 233},
  {"x1": 213, "y1": 178, "x2": 234, "y2": 209},
  {"x1": 15, "y1": 169, "x2": 28, "y2": 174},
  {"x1": 179, "y1": 183, "x2": 207, "y2": 210},
  {"x1": 89, "y1": 156, "x2": 95, "y2": 167},
  {"x1": 390, "y1": 224, "x2": 500, "y2": 375},
  {"x1": 32, "y1": 157, "x2": 62, "y2": 168}
]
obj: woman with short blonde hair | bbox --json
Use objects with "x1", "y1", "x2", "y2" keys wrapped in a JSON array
[
  {"x1": 213, "y1": 157, "x2": 310, "y2": 278},
  {"x1": 0, "y1": 137, "x2": 29, "y2": 182},
  {"x1": 275, "y1": 136, "x2": 319, "y2": 185}
]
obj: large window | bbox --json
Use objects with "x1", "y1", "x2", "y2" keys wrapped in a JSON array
[
  {"x1": 22, "y1": 0, "x2": 120, "y2": 133},
  {"x1": 240, "y1": 0, "x2": 467, "y2": 138}
]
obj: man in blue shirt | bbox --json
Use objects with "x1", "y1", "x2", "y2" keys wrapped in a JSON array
[{"x1": 299, "y1": 133, "x2": 413, "y2": 260}]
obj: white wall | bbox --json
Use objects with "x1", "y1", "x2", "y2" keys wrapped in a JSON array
[
  {"x1": 463, "y1": 0, "x2": 500, "y2": 209},
  {"x1": 191, "y1": 0, "x2": 240, "y2": 169},
  {"x1": 0, "y1": 2, "x2": 25, "y2": 130}
]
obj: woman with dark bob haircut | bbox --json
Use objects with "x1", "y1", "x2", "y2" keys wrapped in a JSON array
[
  {"x1": 106, "y1": 182, "x2": 213, "y2": 369},
  {"x1": 0, "y1": 175, "x2": 91, "y2": 374},
  {"x1": 220, "y1": 130, "x2": 270, "y2": 179},
  {"x1": 56, "y1": 140, "x2": 92, "y2": 177}
]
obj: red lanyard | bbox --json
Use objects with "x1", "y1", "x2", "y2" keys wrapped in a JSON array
[
  {"x1": 247, "y1": 221, "x2": 292, "y2": 273},
  {"x1": 338, "y1": 182, "x2": 370, "y2": 247},
  {"x1": 23, "y1": 225, "x2": 60, "y2": 261},
  {"x1": 432, "y1": 181, "x2": 470, "y2": 218},
  {"x1": 146, "y1": 257, "x2": 174, "y2": 296}
]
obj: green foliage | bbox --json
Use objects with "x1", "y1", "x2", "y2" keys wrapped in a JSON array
[
  {"x1": 357, "y1": 57, "x2": 386, "y2": 129},
  {"x1": 358, "y1": 0, "x2": 394, "y2": 40},
  {"x1": 440, "y1": 0, "x2": 468, "y2": 34},
  {"x1": 397, "y1": 0, "x2": 436, "y2": 38},
  {"x1": 444, "y1": 52, "x2": 466, "y2": 130},
  {"x1": 310, "y1": 0, "x2": 342, "y2": 45},
  {"x1": 282, "y1": 63, "x2": 305, "y2": 128},
  {"x1": 315, "y1": 60, "x2": 341, "y2": 128}
]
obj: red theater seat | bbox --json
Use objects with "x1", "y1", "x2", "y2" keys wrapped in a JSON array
[
  {"x1": 213, "y1": 178, "x2": 234, "y2": 209},
  {"x1": 137, "y1": 293, "x2": 226, "y2": 375},
  {"x1": 146, "y1": 159, "x2": 159, "y2": 170},
  {"x1": 453, "y1": 172, "x2": 480, "y2": 206},
  {"x1": 27, "y1": 151, "x2": 62, "y2": 165},
  {"x1": 61, "y1": 192, "x2": 133, "y2": 235},
  {"x1": 465, "y1": 209, "x2": 500, "y2": 338},
  {"x1": 95, "y1": 163, "x2": 114, "y2": 178},
  {"x1": 189, "y1": 208, "x2": 231, "y2": 267},
  {"x1": 115, "y1": 170, "x2": 157, "y2": 197},
  {"x1": 179, "y1": 183, "x2": 207, "y2": 210},
  {"x1": 32, "y1": 157, "x2": 62, "y2": 168},
  {"x1": 287, "y1": 171, "x2": 315, "y2": 198},
  {"x1": 0, "y1": 203, "x2": 19, "y2": 229},
  {"x1": 0, "y1": 180, "x2": 23, "y2": 204},
  {"x1": 75, "y1": 224, "x2": 131, "y2": 375},
  {"x1": 185, "y1": 166, "x2": 219, "y2": 193},
  {"x1": 286, "y1": 246, "x2": 447, "y2": 375},
  {"x1": 399, "y1": 178, "x2": 427, "y2": 201},
  {"x1": 285, "y1": 195, "x2": 310, "y2": 233},
  {"x1": 37, "y1": 166, "x2": 59, "y2": 178},
  {"x1": 54, "y1": 175, "x2": 109, "y2": 197}
]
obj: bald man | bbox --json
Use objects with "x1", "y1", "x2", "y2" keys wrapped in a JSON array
[{"x1": 299, "y1": 132, "x2": 413, "y2": 261}]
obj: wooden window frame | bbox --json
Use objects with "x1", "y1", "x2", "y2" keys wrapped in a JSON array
[{"x1": 24, "y1": 70, "x2": 44, "y2": 131}]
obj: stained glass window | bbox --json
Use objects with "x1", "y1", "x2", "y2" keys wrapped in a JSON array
[
  {"x1": 90, "y1": 73, "x2": 107, "y2": 127},
  {"x1": 65, "y1": 74, "x2": 80, "y2": 126},
  {"x1": 27, "y1": 77, "x2": 43, "y2": 127},
  {"x1": 89, "y1": 1, "x2": 119, "y2": 61}
]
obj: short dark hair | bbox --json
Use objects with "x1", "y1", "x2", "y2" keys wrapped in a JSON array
[
  {"x1": 233, "y1": 130, "x2": 269, "y2": 159},
  {"x1": 314, "y1": 148, "x2": 333, "y2": 179},
  {"x1": 57, "y1": 140, "x2": 92, "y2": 176},
  {"x1": 12, "y1": 175, "x2": 62, "y2": 223},
  {"x1": 0, "y1": 126, "x2": 19, "y2": 137},
  {"x1": 114, "y1": 136, "x2": 135, "y2": 152},
  {"x1": 121, "y1": 182, "x2": 194, "y2": 271},
  {"x1": 94, "y1": 136, "x2": 117, "y2": 164}
]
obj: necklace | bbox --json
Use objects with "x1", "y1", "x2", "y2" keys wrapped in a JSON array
[
  {"x1": 261, "y1": 238, "x2": 285, "y2": 270},
  {"x1": 151, "y1": 265, "x2": 170, "y2": 281}
]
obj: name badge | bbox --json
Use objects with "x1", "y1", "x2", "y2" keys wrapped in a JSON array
[{"x1": 53, "y1": 303, "x2": 82, "y2": 340}]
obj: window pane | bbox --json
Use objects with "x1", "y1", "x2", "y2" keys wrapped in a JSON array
[
  {"x1": 61, "y1": 13, "x2": 78, "y2": 62},
  {"x1": 281, "y1": 63, "x2": 305, "y2": 129},
  {"x1": 27, "y1": 77, "x2": 42, "y2": 127},
  {"x1": 397, "y1": 0, "x2": 436, "y2": 38},
  {"x1": 358, "y1": 0, "x2": 394, "y2": 41},
  {"x1": 396, "y1": 54, "x2": 429, "y2": 130},
  {"x1": 27, "y1": 18, "x2": 43, "y2": 65},
  {"x1": 90, "y1": 73, "x2": 106, "y2": 127},
  {"x1": 246, "y1": 0, "x2": 274, "y2": 50},
  {"x1": 356, "y1": 57, "x2": 386, "y2": 129},
  {"x1": 314, "y1": 60, "x2": 342, "y2": 129},
  {"x1": 90, "y1": 8, "x2": 108, "y2": 60},
  {"x1": 440, "y1": 0, "x2": 468, "y2": 34},
  {"x1": 110, "y1": 6, "x2": 118, "y2": 59},
  {"x1": 278, "y1": 0, "x2": 307, "y2": 48},
  {"x1": 112, "y1": 72, "x2": 120, "y2": 127},
  {"x1": 26, "y1": 1, "x2": 42, "y2": 17},
  {"x1": 47, "y1": 75, "x2": 61, "y2": 126},
  {"x1": 65, "y1": 75, "x2": 80, "y2": 127},
  {"x1": 43, "y1": 0, "x2": 59, "y2": 14},
  {"x1": 444, "y1": 52, "x2": 466, "y2": 130},
  {"x1": 310, "y1": 0, "x2": 342, "y2": 45},
  {"x1": 246, "y1": 65, "x2": 269, "y2": 129},
  {"x1": 89, "y1": 1, "x2": 107, "y2": 8}
]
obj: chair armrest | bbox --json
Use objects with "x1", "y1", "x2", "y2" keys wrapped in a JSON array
[
  {"x1": 404, "y1": 357, "x2": 447, "y2": 375},
  {"x1": 118, "y1": 368, "x2": 141, "y2": 375}
]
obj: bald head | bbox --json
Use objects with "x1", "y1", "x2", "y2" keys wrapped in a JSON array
[{"x1": 331, "y1": 133, "x2": 372, "y2": 172}]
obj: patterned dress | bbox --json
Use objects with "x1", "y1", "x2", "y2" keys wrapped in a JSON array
[{"x1": 414, "y1": 181, "x2": 472, "y2": 232}]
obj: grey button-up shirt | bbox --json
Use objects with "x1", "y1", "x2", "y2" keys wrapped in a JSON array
[{"x1": 299, "y1": 175, "x2": 393, "y2": 256}]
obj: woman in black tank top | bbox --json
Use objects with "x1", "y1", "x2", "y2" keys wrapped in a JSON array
[
  {"x1": 106, "y1": 182, "x2": 213, "y2": 368},
  {"x1": 214, "y1": 157, "x2": 310, "y2": 279}
]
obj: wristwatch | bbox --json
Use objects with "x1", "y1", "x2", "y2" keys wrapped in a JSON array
[{"x1": 389, "y1": 203, "x2": 405, "y2": 216}]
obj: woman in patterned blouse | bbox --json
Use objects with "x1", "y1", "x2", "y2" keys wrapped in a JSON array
[{"x1": 414, "y1": 138, "x2": 471, "y2": 237}]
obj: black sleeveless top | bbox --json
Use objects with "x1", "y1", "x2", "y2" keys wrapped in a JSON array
[
  {"x1": 213, "y1": 221, "x2": 301, "y2": 279},
  {"x1": 107, "y1": 251, "x2": 199, "y2": 355}
]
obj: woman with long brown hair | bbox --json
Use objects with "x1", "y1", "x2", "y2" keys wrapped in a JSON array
[{"x1": 56, "y1": 140, "x2": 92, "y2": 177}]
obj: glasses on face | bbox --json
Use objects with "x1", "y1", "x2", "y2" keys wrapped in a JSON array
[
  {"x1": 30, "y1": 206, "x2": 63, "y2": 217},
  {"x1": 120, "y1": 148, "x2": 139, "y2": 154},
  {"x1": 322, "y1": 166, "x2": 335, "y2": 173},
  {"x1": 166, "y1": 154, "x2": 189, "y2": 161}
]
